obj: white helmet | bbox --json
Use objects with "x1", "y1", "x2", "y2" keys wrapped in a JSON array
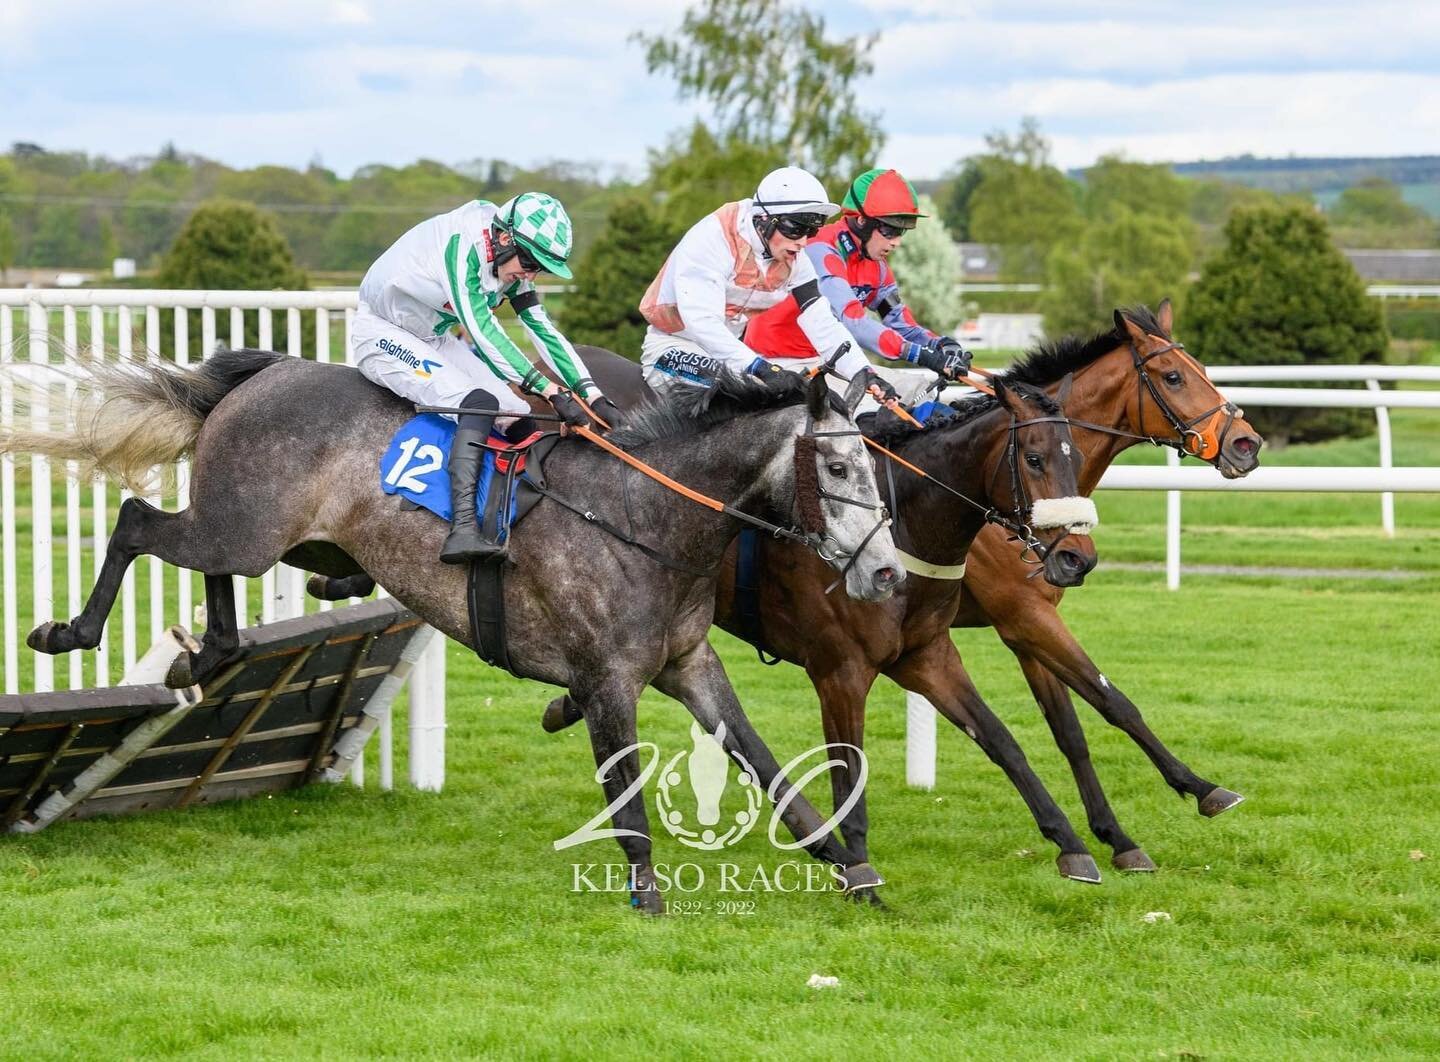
[{"x1": 752, "y1": 166, "x2": 841, "y2": 219}]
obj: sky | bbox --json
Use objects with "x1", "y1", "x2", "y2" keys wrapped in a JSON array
[{"x1": 1, "y1": 0, "x2": 1437, "y2": 180}]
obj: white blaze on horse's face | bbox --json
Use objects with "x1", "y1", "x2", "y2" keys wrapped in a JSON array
[{"x1": 806, "y1": 416, "x2": 904, "y2": 603}]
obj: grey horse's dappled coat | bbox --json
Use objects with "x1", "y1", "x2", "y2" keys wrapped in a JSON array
[{"x1": 7, "y1": 351, "x2": 901, "y2": 910}]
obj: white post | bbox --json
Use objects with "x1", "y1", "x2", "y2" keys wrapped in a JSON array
[
  {"x1": 88, "y1": 305, "x2": 109, "y2": 687},
  {"x1": 174, "y1": 306, "x2": 192, "y2": 630},
  {"x1": 409, "y1": 632, "x2": 447, "y2": 792},
  {"x1": 224, "y1": 307, "x2": 249, "y2": 631},
  {"x1": 905, "y1": 692, "x2": 937, "y2": 790},
  {"x1": 28, "y1": 300, "x2": 54, "y2": 692},
  {"x1": 62, "y1": 306, "x2": 82, "y2": 690},
  {"x1": 117, "y1": 306, "x2": 136, "y2": 673},
  {"x1": 1367, "y1": 378, "x2": 1395, "y2": 537},
  {"x1": 278, "y1": 308, "x2": 305, "y2": 619},
  {"x1": 145, "y1": 306, "x2": 164, "y2": 647},
  {"x1": 0, "y1": 305, "x2": 16, "y2": 693},
  {"x1": 1166, "y1": 447, "x2": 1182, "y2": 591},
  {"x1": 257, "y1": 309, "x2": 278, "y2": 623}
]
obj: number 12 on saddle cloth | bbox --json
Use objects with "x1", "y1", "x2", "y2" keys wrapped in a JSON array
[{"x1": 379, "y1": 412, "x2": 541, "y2": 524}]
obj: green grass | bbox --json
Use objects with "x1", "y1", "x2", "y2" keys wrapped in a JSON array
[
  {"x1": 1, "y1": 346, "x2": 1438, "y2": 1056},
  {"x1": 2, "y1": 575, "x2": 1438, "y2": 1057}
]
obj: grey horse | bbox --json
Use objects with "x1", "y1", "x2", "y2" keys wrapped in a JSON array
[{"x1": 7, "y1": 350, "x2": 903, "y2": 911}]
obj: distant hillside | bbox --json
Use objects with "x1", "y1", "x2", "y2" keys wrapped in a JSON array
[{"x1": 1168, "y1": 155, "x2": 1440, "y2": 217}]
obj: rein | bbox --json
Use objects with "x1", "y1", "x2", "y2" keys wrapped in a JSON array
[{"x1": 863, "y1": 414, "x2": 1066, "y2": 567}]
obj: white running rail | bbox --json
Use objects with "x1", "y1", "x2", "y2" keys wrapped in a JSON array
[{"x1": 0, "y1": 288, "x2": 445, "y2": 791}]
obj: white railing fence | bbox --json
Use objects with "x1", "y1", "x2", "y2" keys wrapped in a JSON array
[{"x1": 0, "y1": 288, "x2": 445, "y2": 792}]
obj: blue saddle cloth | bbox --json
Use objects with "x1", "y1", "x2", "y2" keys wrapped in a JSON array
[{"x1": 380, "y1": 413, "x2": 513, "y2": 528}]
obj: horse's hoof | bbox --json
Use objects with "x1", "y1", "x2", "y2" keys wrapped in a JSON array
[
  {"x1": 629, "y1": 889, "x2": 665, "y2": 915},
  {"x1": 26, "y1": 621, "x2": 68, "y2": 654},
  {"x1": 1112, "y1": 848, "x2": 1158, "y2": 873},
  {"x1": 839, "y1": 861, "x2": 885, "y2": 895},
  {"x1": 165, "y1": 652, "x2": 195, "y2": 690},
  {"x1": 306, "y1": 574, "x2": 331, "y2": 599},
  {"x1": 1199, "y1": 787, "x2": 1245, "y2": 818},
  {"x1": 1057, "y1": 852, "x2": 1103, "y2": 884},
  {"x1": 541, "y1": 695, "x2": 582, "y2": 734},
  {"x1": 846, "y1": 886, "x2": 888, "y2": 908}
]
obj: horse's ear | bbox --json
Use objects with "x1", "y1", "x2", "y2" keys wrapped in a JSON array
[
  {"x1": 842, "y1": 372, "x2": 868, "y2": 416},
  {"x1": 1157, "y1": 298, "x2": 1174, "y2": 336},
  {"x1": 1055, "y1": 372, "x2": 1075, "y2": 405},
  {"x1": 1114, "y1": 309, "x2": 1147, "y2": 346},
  {"x1": 991, "y1": 375, "x2": 1019, "y2": 413},
  {"x1": 806, "y1": 371, "x2": 829, "y2": 421}
]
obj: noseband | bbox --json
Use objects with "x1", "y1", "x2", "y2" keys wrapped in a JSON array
[{"x1": 1130, "y1": 340, "x2": 1240, "y2": 462}]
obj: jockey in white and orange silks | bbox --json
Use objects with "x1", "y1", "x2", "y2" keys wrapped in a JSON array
[{"x1": 638, "y1": 166, "x2": 899, "y2": 403}]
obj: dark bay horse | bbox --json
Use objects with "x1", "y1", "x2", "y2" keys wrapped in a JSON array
[
  {"x1": 951, "y1": 302, "x2": 1262, "y2": 870},
  {"x1": 550, "y1": 304, "x2": 1261, "y2": 882},
  {"x1": 4, "y1": 353, "x2": 904, "y2": 911},
  {"x1": 546, "y1": 349, "x2": 1110, "y2": 883}
]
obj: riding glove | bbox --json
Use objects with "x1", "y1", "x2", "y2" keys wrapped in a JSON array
[
  {"x1": 860, "y1": 369, "x2": 901, "y2": 405},
  {"x1": 549, "y1": 390, "x2": 591, "y2": 429},
  {"x1": 916, "y1": 336, "x2": 974, "y2": 380},
  {"x1": 589, "y1": 395, "x2": 624, "y2": 429}
]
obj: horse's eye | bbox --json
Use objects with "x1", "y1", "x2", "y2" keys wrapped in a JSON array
[
  {"x1": 1025, "y1": 452, "x2": 1043, "y2": 470},
  {"x1": 1164, "y1": 371, "x2": 1183, "y2": 386},
  {"x1": 827, "y1": 462, "x2": 848, "y2": 478}
]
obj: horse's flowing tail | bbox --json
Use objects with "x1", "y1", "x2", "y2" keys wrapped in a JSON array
[{"x1": 0, "y1": 348, "x2": 286, "y2": 491}]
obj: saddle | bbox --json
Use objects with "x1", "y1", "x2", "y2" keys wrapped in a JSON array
[{"x1": 378, "y1": 411, "x2": 563, "y2": 673}]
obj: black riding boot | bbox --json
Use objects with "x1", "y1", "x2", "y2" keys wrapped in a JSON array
[{"x1": 440, "y1": 395, "x2": 505, "y2": 565}]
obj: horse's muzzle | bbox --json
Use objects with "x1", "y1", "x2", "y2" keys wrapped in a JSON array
[
  {"x1": 1042, "y1": 534, "x2": 1097, "y2": 587},
  {"x1": 1218, "y1": 432, "x2": 1262, "y2": 479}
]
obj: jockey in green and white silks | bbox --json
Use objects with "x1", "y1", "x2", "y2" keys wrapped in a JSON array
[{"x1": 354, "y1": 193, "x2": 619, "y2": 564}]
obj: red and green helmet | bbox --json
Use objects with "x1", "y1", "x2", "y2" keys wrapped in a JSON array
[{"x1": 841, "y1": 168, "x2": 926, "y2": 230}]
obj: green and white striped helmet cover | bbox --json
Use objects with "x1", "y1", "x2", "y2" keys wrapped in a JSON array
[{"x1": 498, "y1": 192, "x2": 574, "y2": 278}]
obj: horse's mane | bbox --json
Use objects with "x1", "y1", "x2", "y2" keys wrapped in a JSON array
[
  {"x1": 863, "y1": 379, "x2": 1062, "y2": 447},
  {"x1": 608, "y1": 370, "x2": 826, "y2": 448},
  {"x1": 863, "y1": 304, "x2": 1165, "y2": 446},
  {"x1": 1004, "y1": 305, "x2": 1168, "y2": 388}
]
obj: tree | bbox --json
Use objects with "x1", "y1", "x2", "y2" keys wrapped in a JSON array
[
  {"x1": 635, "y1": 0, "x2": 883, "y2": 186},
  {"x1": 1187, "y1": 204, "x2": 1387, "y2": 445},
  {"x1": 647, "y1": 123, "x2": 783, "y2": 232},
  {"x1": 936, "y1": 158, "x2": 982, "y2": 241},
  {"x1": 158, "y1": 199, "x2": 307, "y2": 290},
  {"x1": 0, "y1": 211, "x2": 16, "y2": 281},
  {"x1": 967, "y1": 120, "x2": 1082, "y2": 281},
  {"x1": 1041, "y1": 206, "x2": 1194, "y2": 338},
  {"x1": 1082, "y1": 155, "x2": 1193, "y2": 222},
  {"x1": 558, "y1": 198, "x2": 679, "y2": 360},
  {"x1": 1327, "y1": 178, "x2": 1436, "y2": 249},
  {"x1": 889, "y1": 196, "x2": 965, "y2": 333}
]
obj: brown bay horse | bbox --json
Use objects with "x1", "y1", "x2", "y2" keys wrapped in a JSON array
[
  {"x1": 548, "y1": 303, "x2": 1260, "y2": 883},
  {"x1": 548, "y1": 349, "x2": 1112, "y2": 883}
]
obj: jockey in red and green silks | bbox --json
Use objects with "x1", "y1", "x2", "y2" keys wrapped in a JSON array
[{"x1": 745, "y1": 168, "x2": 974, "y2": 383}]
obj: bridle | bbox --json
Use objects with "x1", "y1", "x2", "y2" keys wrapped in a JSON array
[
  {"x1": 1063, "y1": 338, "x2": 1241, "y2": 463},
  {"x1": 793, "y1": 411, "x2": 894, "y2": 594},
  {"x1": 868, "y1": 401, "x2": 1085, "y2": 569}
]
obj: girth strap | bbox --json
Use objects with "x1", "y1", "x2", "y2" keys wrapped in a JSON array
[{"x1": 468, "y1": 556, "x2": 513, "y2": 673}]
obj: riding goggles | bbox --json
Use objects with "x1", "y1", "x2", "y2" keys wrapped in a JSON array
[
  {"x1": 772, "y1": 213, "x2": 827, "y2": 240},
  {"x1": 514, "y1": 243, "x2": 546, "y2": 275},
  {"x1": 872, "y1": 215, "x2": 918, "y2": 239}
]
